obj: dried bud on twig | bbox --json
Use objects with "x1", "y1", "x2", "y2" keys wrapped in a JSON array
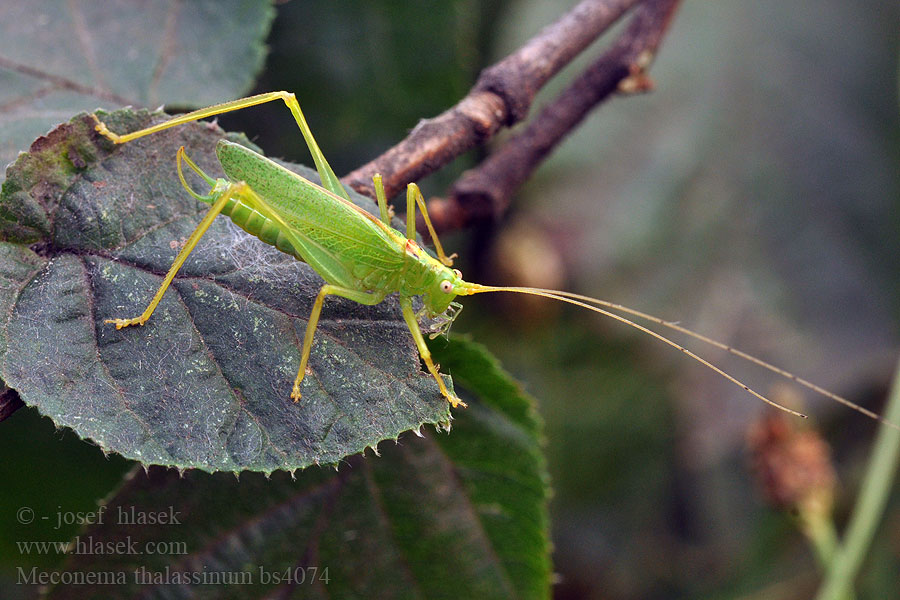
[{"x1": 747, "y1": 388, "x2": 836, "y2": 519}]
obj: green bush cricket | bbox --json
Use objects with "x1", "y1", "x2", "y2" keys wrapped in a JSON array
[{"x1": 91, "y1": 91, "x2": 896, "y2": 427}]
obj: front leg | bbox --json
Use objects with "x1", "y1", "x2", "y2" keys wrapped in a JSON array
[
  {"x1": 406, "y1": 183, "x2": 456, "y2": 266},
  {"x1": 372, "y1": 176, "x2": 456, "y2": 267},
  {"x1": 399, "y1": 297, "x2": 466, "y2": 408}
]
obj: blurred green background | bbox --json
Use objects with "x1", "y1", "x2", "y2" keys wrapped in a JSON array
[{"x1": 2, "y1": 1, "x2": 899, "y2": 598}]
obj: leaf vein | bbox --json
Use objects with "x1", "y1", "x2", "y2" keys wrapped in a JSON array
[
  {"x1": 0, "y1": 55, "x2": 135, "y2": 107},
  {"x1": 81, "y1": 256, "x2": 158, "y2": 453},
  {"x1": 423, "y1": 433, "x2": 520, "y2": 598}
]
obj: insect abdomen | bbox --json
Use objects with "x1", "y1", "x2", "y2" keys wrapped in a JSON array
[{"x1": 221, "y1": 197, "x2": 299, "y2": 259}]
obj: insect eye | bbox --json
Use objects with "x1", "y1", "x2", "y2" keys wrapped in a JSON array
[
  {"x1": 440, "y1": 280, "x2": 453, "y2": 294},
  {"x1": 453, "y1": 269, "x2": 462, "y2": 278}
]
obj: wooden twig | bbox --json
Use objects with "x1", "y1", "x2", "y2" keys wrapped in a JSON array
[
  {"x1": 341, "y1": 0, "x2": 641, "y2": 200},
  {"x1": 440, "y1": 0, "x2": 682, "y2": 229}
]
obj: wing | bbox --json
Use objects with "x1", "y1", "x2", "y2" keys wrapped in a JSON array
[{"x1": 216, "y1": 141, "x2": 407, "y2": 290}]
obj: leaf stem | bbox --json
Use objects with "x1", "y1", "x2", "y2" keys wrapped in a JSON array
[
  {"x1": 815, "y1": 356, "x2": 900, "y2": 600},
  {"x1": 804, "y1": 512, "x2": 839, "y2": 570}
]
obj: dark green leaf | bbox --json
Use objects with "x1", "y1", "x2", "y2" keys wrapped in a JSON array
[
  {"x1": 0, "y1": 109, "x2": 450, "y2": 472},
  {"x1": 45, "y1": 337, "x2": 550, "y2": 600},
  {"x1": 0, "y1": 0, "x2": 275, "y2": 174}
]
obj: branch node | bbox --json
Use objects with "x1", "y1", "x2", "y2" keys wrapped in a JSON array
[
  {"x1": 456, "y1": 91, "x2": 507, "y2": 137},
  {"x1": 618, "y1": 50, "x2": 657, "y2": 94},
  {"x1": 474, "y1": 67, "x2": 535, "y2": 125}
]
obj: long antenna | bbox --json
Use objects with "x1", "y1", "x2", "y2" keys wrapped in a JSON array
[
  {"x1": 464, "y1": 284, "x2": 900, "y2": 430},
  {"x1": 465, "y1": 285, "x2": 805, "y2": 418},
  {"x1": 544, "y1": 289, "x2": 896, "y2": 427}
]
